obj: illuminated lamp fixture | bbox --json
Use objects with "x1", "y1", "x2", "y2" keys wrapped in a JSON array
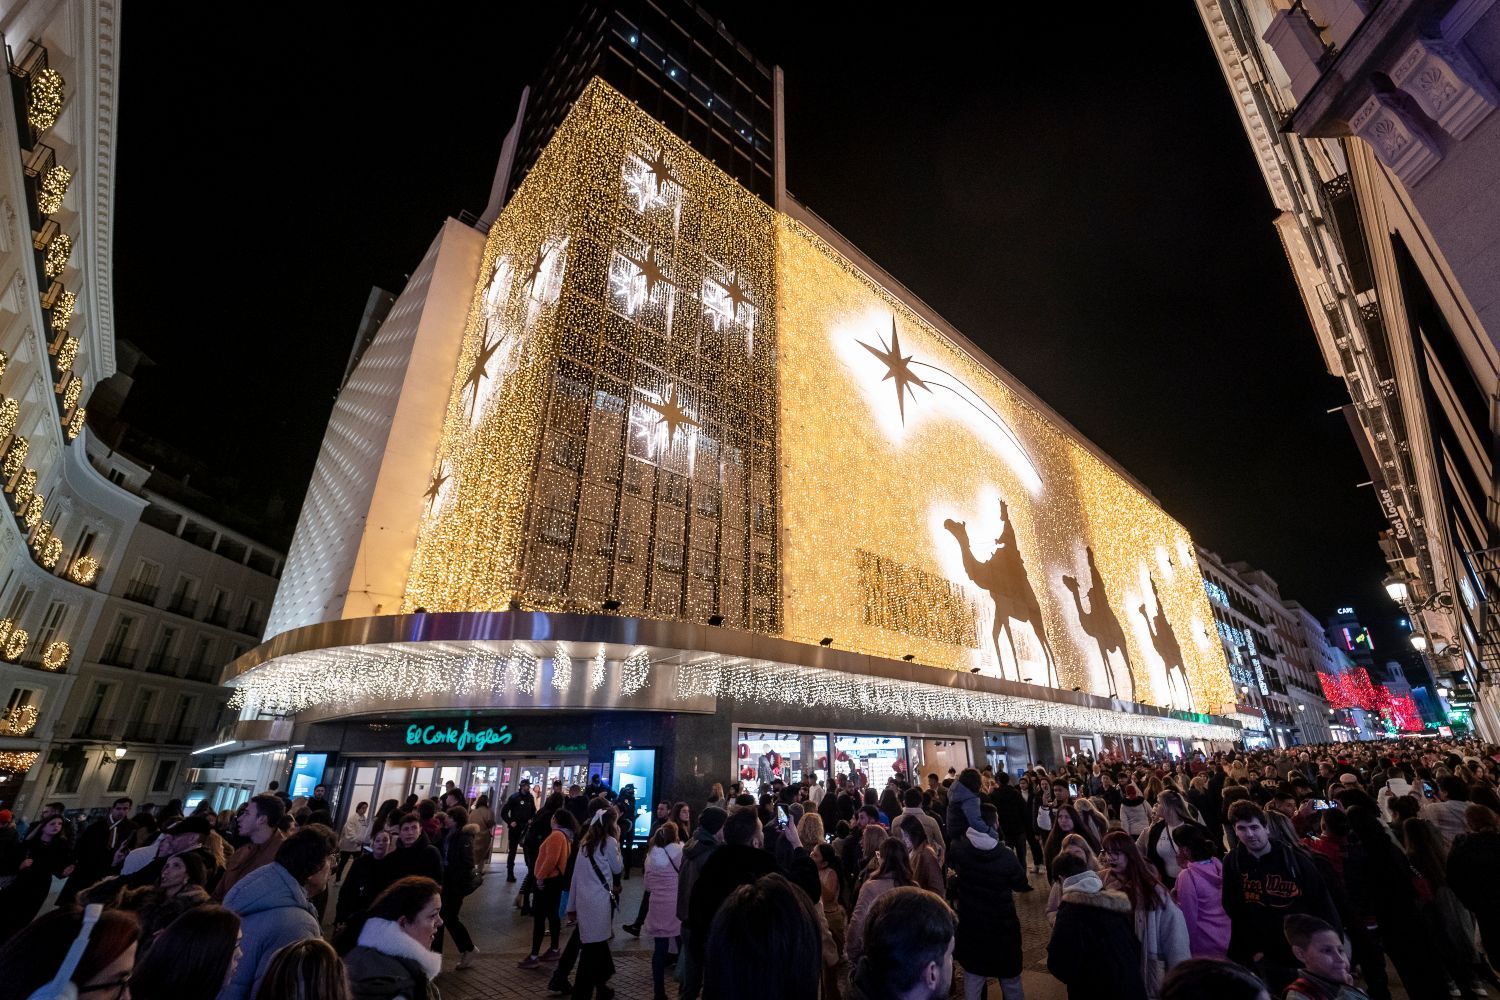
[
  {"x1": 1071, "y1": 685, "x2": 1082, "y2": 692},
  {"x1": 1022, "y1": 676, "x2": 1034, "y2": 684},
  {"x1": 1410, "y1": 634, "x2": 1428, "y2": 652},
  {"x1": 707, "y1": 615, "x2": 725, "y2": 627},
  {"x1": 1240, "y1": 685, "x2": 1250, "y2": 695},
  {"x1": 819, "y1": 637, "x2": 833, "y2": 647},
  {"x1": 1383, "y1": 574, "x2": 1410, "y2": 603},
  {"x1": 1297, "y1": 704, "x2": 1305, "y2": 711},
  {"x1": 901, "y1": 654, "x2": 915, "y2": 662},
  {"x1": 1438, "y1": 686, "x2": 1452, "y2": 699},
  {"x1": 112, "y1": 746, "x2": 126, "y2": 760},
  {"x1": 413, "y1": 606, "x2": 428, "y2": 614},
  {"x1": 968, "y1": 667, "x2": 980, "y2": 674},
  {"x1": 602, "y1": 599, "x2": 622, "y2": 612}
]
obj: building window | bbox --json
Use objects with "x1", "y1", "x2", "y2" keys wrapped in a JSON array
[
  {"x1": 34, "y1": 600, "x2": 66, "y2": 655},
  {"x1": 151, "y1": 760, "x2": 176, "y2": 793},
  {"x1": 55, "y1": 757, "x2": 82, "y2": 793},
  {"x1": 106, "y1": 758, "x2": 135, "y2": 794}
]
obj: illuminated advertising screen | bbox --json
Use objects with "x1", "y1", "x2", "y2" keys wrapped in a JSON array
[
  {"x1": 611, "y1": 747, "x2": 657, "y2": 841},
  {"x1": 288, "y1": 753, "x2": 328, "y2": 799}
]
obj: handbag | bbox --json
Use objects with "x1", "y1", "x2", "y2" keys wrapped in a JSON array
[{"x1": 588, "y1": 848, "x2": 618, "y2": 915}]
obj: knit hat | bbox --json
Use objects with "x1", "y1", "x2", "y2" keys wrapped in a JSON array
[{"x1": 698, "y1": 806, "x2": 729, "y2": 835}]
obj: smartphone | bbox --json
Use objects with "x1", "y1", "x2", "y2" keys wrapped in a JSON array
[
  {"x1": 1423, "y1": 781, "x2": 1436, "y2": 798},
  {"x1": 1068, "y1": 783, "x2": 1079, "y2": 800},
  {"x1": 1312, "y1": 799, "x2": 1336, "y2": 811},
  {"x1": 775, "y1": 805, "x2": 788, "y2": 827}
]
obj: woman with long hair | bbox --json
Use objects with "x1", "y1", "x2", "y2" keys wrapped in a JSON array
[
  {"x1": 894, "y1": 813, "x2": 943, "y2": 895},
  {"x1": 132, "y1": 904, "x2": 242, "y2": 1000},
  {"x1": 813, "y1": 842, "x2": 847, "y2": 1000},
  {"x1": 845, "y1": 838, "x2": 911, "y2": 964},
  {"x1": 344, "y1": 876, "x2": 444, "y2": 1000},
  {"x1": 857, "y1": 824, "x2": 889, "y2": 884},
  {"x1": 0, "y1": 813, "x2": 72, "y2": 941},
  {"x1": 254, "y1": 938, "x2": 350, "y2": 1000},
  {"x1": 1043, "y1": 805, "x2": 1099, "y2": 882},
  {"x1": 673, "y1": 801, "x2": 693, "y2": 836},
  {"x1": 1100, "y1": 831, "x2": 1190, "y2": 1000},
  {"x1": 1138, "y1": 789, "x2": 1206, "y2": 889},
  {"x1": 518, "y1": 809, "x2": 577, "y2": 969},
  {"x1": 1170, "y1": 824, "x2": 1229, "y2": 959},
  {"x1": 334, "y1": 828, "x2": 396, "y2": 944},
  {"x1": 370, "y1": 799, "x2": 401, "y2": 839},
  {"x1": 1403, "y1": 816, "x2": 1484, "y2": 999},
  {"x1": 643, "y1": 820, "x2": 684, "y2": 1000},
  {"x1": 567, "y1": 805, "x2": 624, "y2": 999}
]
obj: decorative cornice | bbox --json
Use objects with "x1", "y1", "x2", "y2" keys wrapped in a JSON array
[{"x1": 81, "y1": 0, "x2": 118, "y2": 379}]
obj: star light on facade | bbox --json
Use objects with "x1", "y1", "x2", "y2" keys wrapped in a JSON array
[
  {"x1": 423, "y1": 466, "x2": 450, "y2": 510},
  {"x1": 643, "y1": 383, "x2": 699, "y2": 447},
  {"x1": 463, "y1": 337, "x2": 501, "y2": 412},
  {"x1": 640, "y1": 146, "x2": 680, "y2": 194},
  {"x1": 713, "y1": 270, "x2": 753, "y2": 320},
  {"x1": 628, "y1": 246, "x2": 673, "y2": 298},
  {"x1": 857, "y1": 316, "x2": 930, "y2": 425}
]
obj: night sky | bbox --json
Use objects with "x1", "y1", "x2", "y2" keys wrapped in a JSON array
[{"x1": 109, "y1": 5, "x2": 1398, "y2": 645}]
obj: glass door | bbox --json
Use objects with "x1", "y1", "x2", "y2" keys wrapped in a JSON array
[{"x1": 346, "y1": 764, "x2": 379, "y2": 824}]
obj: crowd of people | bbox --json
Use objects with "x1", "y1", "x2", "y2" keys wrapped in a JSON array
[{"x1": 0, "y1": 737, "x2": 1498, "y2": 1000}]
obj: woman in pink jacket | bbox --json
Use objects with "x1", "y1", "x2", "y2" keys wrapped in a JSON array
[
  {"x1": 643, "y1": 822, "x2": 684, "y2": 1000},
  {"x1": 1169, "y1": 825, "x2": 1230, "y2": 958}
]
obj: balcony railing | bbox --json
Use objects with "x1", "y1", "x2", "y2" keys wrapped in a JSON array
[
  {"x1": 163, "y1": 726, "x2": 199, "y2": 746},
  {"x1": 72, "y1": 716, "x2": 118, "y2": 739},
  {"x1": 144, "y1": 653, "x2": 179, "y2": 677},
  {"x1": 99, "y1": 645, "x2": 137, "y2": 669},
  {"x1": 123, "y1": 721, "x2": 159, "y2": 743},
  {"x1": 123, "y1": 581, "x2": 159, "y2": 606},
  {"x1": 166, "y1": 595, "x2": 198, "y2": 617}
]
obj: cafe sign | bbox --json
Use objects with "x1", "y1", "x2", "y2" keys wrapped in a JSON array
[{"x1": 405, "y1": 719, "x2": 513, "y2": 752}]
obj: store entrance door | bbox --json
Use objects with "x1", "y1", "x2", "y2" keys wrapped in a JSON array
[{"x1": 484, "y1": 756, "x2": 589, "y2": 861}]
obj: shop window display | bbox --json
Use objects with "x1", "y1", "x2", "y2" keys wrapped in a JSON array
[
  {"x1": 736, "y1": 730, "x2": 829, "y2": 797},
  {"x1": 833, "y1": 734, "x2": 910, "y2": 789}
]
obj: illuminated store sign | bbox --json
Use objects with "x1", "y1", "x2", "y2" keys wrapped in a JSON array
[{"x1": 405, "y1": 719, "x2": 513, "y2": 752}]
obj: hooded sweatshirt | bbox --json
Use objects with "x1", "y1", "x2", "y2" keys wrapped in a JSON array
[
  {"x1": 1172, "y1": 857, "x2": 1229, "y2": 958},
  {"x1": 1120, "y1": 795, "x2": 1150, "y2": 837},
  {"x1": 219, "y1": 862, "x2": 320, "y2": 1000}
]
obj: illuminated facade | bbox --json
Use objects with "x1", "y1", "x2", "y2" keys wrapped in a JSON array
[{"x1": 246, "y1": 77, "x2": 1238, "y2": 811}]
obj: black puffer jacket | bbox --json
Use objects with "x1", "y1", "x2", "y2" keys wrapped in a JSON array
[{"x1": 947, "y1": 831, "x2": 1027, "y2": 978}]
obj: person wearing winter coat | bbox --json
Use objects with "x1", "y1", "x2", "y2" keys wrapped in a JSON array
[
  {"x1": 567, "y1": 806, "x2": 625, "y2": 999},
  {"x1": 1447, "y1": 804, "x2": 1500, "y2": 962},
  {"x1": 344, "y1": 876, "x2": 444, "y2": 1000},
  {"x1": 436, "y1": 806, "x2": 478, "y2": 968},
  {"x1": 643, "y1": 822, "x2": 684, "y2": 1000},
  {"x1": 947, "y1": 803, "x2": 1028, "y2": 1000},
  {"x1": 385, "y1": 814, "x2": 442, "y2": 885},
  {"x1": 1101, "y1": 831, "x2": 1191, "y2": 999},
  {"x1": 1044, "y1": 834, "x2": 1100, "y2": 926},
  {"x1": 1047, "y1": 852, "x2": 1148, "y2": 1000},
  {"x1": 111, "y1": 848, "x2": 213, "y2": 939},
  {"x1": 1168, "y1": 825, "x2": 1229, "y2": 959},
  {"x1": 337, "y1": 802, "x2": 371, "y2": 880},
  {"x1": 945, "y1": 768, "x2": 995, "y2": 843},
  {"x1": 0, "y1": 813, "x2": 73, "y2": 942},
  {"x1": 220, "y1": 824, "x2": 337, "y2": 1000},
  {"x1": 674, "y1": 806, "x2": 725, "y2": 1000},
  {"x1": 1120, "y1": 784, "x2": 1151, "y2": 837},
  {"x1": 469, "y1": 794, "x2": 496, "y2": 873}
]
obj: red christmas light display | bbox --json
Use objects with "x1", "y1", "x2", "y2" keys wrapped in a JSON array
[{"x1": 1315, "y1": 669, "x2": 1423, "y2": 731}]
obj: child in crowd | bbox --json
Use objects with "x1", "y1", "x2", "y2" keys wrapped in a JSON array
[{"x1": 1283, "y1": 914, "x2": 1371, "y2": 1000}]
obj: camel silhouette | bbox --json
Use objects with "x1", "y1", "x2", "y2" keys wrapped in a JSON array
[
  {"x1": 1138, "y1": 575, "x2": 1193, "y2": 710},
  {"x1": 1062, "y1": 547, "x2": 1136, "y2": 701},
  {"x1": 943, "y1": 500, "x2": 1059, "y2": 686}
]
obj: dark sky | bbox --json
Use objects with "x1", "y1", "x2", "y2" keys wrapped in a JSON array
[{"x1": 110, "y1": 4, "x2": 1399, "y2": 645}]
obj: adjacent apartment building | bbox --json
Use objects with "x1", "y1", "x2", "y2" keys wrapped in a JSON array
[{"x1": 1195, "y1": 0, "x2": 1500, "y2": 738}]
